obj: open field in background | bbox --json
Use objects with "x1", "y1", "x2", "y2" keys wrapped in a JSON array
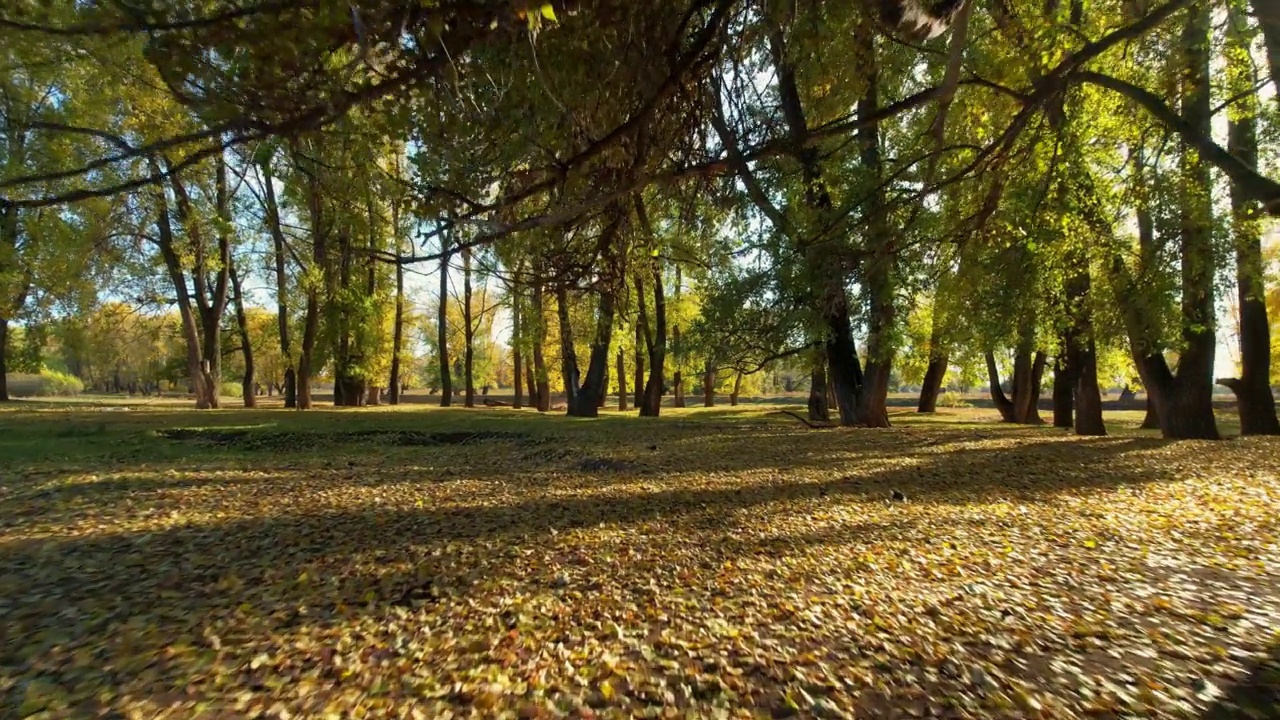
[{"x1": 1, "y1": 401, "x2": 1277, "y2": 718}]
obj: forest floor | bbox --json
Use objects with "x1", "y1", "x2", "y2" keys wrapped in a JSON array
[{"x1": 0, "y1": 402, "x2": 1277, "y2": 719}]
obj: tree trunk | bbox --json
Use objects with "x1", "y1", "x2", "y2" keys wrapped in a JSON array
[
  {"x1": 617, "y1": 346, "x2": 628, "y2": 412},
  {"x1": 556, "y1": 284, "x2": 579, "y2": 408},
  {"x1": 808, "y1": 359, "x2": 830, "y2": 422},
  {"x1": 633, "y1": 321, "x2": 645, "y2": 408},
  {"x1": 855, "y1": 27, "x2": 894, "y2": 430},
  {"x1": 1053, "y1": 350, "x2": 1075, "y2": 429},
  {"x1": 512, "y1": 289, "x2": 523, "y2": 410},
  {"x1": 463, "y1": 246, "x2": 475, "y2": 408},
  {"x1": 639, "y1": 253, "x2": 667, "y2": 417},
  {"x1": 730, "y1": 370, "x2": 743, "y2": 406},
  {"x1": 298, "y1": 291, "x2": 318, "y2": 410},
  {"x1": 229, "y1": 259, "x2": 256, "y2": 408},
  {"x1": 1162, "y1": 2, "x2": 1220, "y2": 440},
  {"x1": 768, "y1": 21, "x2": 870, "y2": 427},
  {"x1": 672, "y1": 265, "x2": 684, "y2": 408},
  {"x1": 261, "y1": 156, "x2": 296, "y2": 408},
  {"x1": 917, "y1": 354, "x2": 947, "y2": 413},
  {"x1": 1141, "y1": 394, "x2": 1161, "y2": 429},
  {"x1": 1252, "y1": 0, "x2": 1280, "y2": 114},
  {"x1": 532, "y1": 280, "x2": 550, "y2": 412},
  {"x1": 987, "y1": 350, "x2": 1045, "y2": 424},
  {"x1": 438, "y1": 245, "x2": 452, "y2": 407},
  {"x1": 703, "y1": 358, "x2": 715, "y2": 407},
  {"x1": 152, "y1": 188, "x2": 211, "y2": 409},
  {"x1": 525, "y1": 352, "x2": 539, "y2": 411},
  {"x1": 1074, "y1": 334, "x2": 1107, "y2": 436},
  {"x1": 1217, "y1": 20, "x2": 1279, "y2": 435},
  {"x1": 0, "y1": 317, "x2": 8, "y2": 402},
  {"x1": 986, "y1": 351, "x2": 1017, "y2": 422},
  {"x1": 390, "y1": 248, "x2": 405, "y2": 405},
  {"x1": 598, "y1": 351, "x2": 610, "y2": 408},
  {"x1": 569, "y1": 288, "x2": 615, "y2": 418}
]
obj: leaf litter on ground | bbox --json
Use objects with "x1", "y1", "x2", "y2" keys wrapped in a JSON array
[{"x1": 0, "y1": 409, "x2": 1278, "y2": 718}]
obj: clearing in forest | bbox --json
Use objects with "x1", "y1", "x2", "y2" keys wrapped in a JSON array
[{"x1": 1, "y1": 405, "x2": 1278, "y2": 719}]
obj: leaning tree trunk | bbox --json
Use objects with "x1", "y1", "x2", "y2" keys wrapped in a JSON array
[
  {"x1": 1141, "y1": 395, "x2": 1161, "y2": 429},
  {"x1": 917, "y1": 353, "x2": 948, "y2": 413},
  {"x1": 987, "y1": 350, "x2": 1045, "y2": 424},
  {"x1": 730, "y1": 370, "x2": 743, "y2": 406}
]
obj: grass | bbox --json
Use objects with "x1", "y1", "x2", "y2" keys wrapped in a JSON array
[{"x1": 0, "y1": 400, "x2": 1277, "y2": 718}]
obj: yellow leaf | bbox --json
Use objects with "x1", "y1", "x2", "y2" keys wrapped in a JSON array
[{"x1": 540, "y1": 4, "x2": 558, "y2": 22}]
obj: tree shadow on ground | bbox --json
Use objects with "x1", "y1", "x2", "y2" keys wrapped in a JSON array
[
  {"x1": 1200, "y1": 642, "x2": 1280, "y2": 719},
  {"x1": 1, "y1": 421, "x2": 1275, "y2": 716}
]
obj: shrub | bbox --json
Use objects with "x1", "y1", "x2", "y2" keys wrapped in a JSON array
[
  {"x1": 937, "y1": 390, "x2": 971, "y2": 408},
  {"x1": 220, "y1": 381, "x2": 243, "y2": 398},
  {"x1": 37, "y1": 368, "x2": 84, "y2": 396}
]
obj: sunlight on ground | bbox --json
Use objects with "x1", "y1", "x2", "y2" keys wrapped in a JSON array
[{"x1": 0, "y1": 405, "x2": 1276, "y2": 718}]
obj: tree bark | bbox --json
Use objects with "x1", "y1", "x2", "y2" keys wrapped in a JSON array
[
  {"x1": 569, "y1": 288, "x2": 615, "y2": 418},
  {"x1": 638, "y1": 250, "x2": 667, "y2": 417},
  {"x1": 1052, "y1": 352, "x2": 1075, "y2": 429},
  {"x1": 918, "y1": 354, "x2": 948, "y2": 413},
  {"x1": 633, "y1": 321, "x2": 645, "y2": 408},
  {"x1": 0, "y1": 317, "x2": 8, "y2": 402},
  {"x1": 770, "y1": 22, "x2": 869, "y2": 427},
  {"x1": 1159, "y1": 2, "x2": 1220, "y2": 439},
  {"x1": 556, "y1": 284, "x2": 579, "y2": 407},
  {"x1": 673, "y1": 266, "x2": 685, "y2": 408},
  {"x1": 1216, "y1": 19, "x2": 1280, "y2": 435},
  {"x1": 855, "y1": 22, "x2": 893, "y2": 429},
  {"x1": 730, "y1": 370, "x2": 743, "y2": 406},
  {"x1": 153, "y1": 180, "x2": 212, "y2": 409},
  {"x1": 1253, "y1": 0, "x2": 1280, "y2": 114},
  {"x1": 1074, "y1": 334, "x2": 1106, "y2": 436},
  {"x1": 437, "y1": 243, "x2": 452, "y2": 407},
  {"x1": 389, "y1": 251, "x2": 404, "y2": 405},
  {"x1": 532, "y1": 280, "x2": 550, "y2": 412},
  {"x1": 808, "y1": 358, "x2": 830, "y2": 422},
  {"x1": 616, "y1": 346, "x2": 628, "y2": 412},
  {"x1": 512, "y1": 289, "x2": 523, "y2": 410},
  {"x1": 987, "y1": 350, "x2": 1045, "y2": 424},
  {"x1": 229, "y1": 259, "x2": 256, "y2": 408},
  {"x1": 703, "y1": 358, "x2": 715, "y2": 407},
  {"x1": 463, "y1": 246, "x2": 475, "y2": 408},
  {"x1": 260, "y1": 156, "x2": 296, "y2": 408}
]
